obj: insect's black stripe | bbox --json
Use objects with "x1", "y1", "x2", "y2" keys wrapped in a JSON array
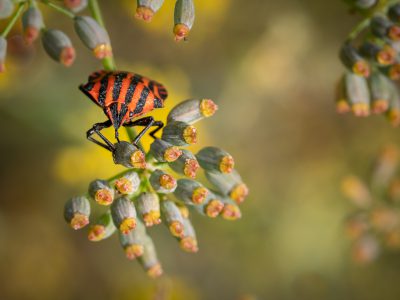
[
  {"x1": 84, "y1": 81, "x2": 95, "y2": 91},
  {"x1": 112, "y1": 72, "x2": 128, "y2": 101},
  {"x1": 98, "y1": 72, "x2": 111, "y2": 105},
  {"x1": 125, "y1": 74, "x2": 142, "y2": 105},
  {"x1": 148, "y1": 81, "x2": 154, "y2": 92},
  {"x1": 154, "y1": 98, "x2": 163, "y2": 108},
  {"x1": 133, "y1": 87, "x2": 149, "y2": 115}
]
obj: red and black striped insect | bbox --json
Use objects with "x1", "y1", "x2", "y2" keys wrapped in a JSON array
[{"x1": 79, "y1": 70, "x2": 168, "y2": 151}]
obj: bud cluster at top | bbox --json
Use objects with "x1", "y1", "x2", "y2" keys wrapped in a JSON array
[
  {"x1": 336, "y1": 1, "x2": 400, "y2": 125},
  {"x1": 64, "y1": 98, "x2": 249, "y2": 278},
  {"x1": 341, "y1": 144, "x2": 400, "y2": 264}
]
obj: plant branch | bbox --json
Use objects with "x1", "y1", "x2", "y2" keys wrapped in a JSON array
[
  {"x1": 41, "y1": 0, "x2": 75, "y2": 19},
  {"x1": 346, "y1": 17, "x2": 370, "y2": 41},
  {"x1": 1, "y1": 2, "x2": 26, "y2": 38}
]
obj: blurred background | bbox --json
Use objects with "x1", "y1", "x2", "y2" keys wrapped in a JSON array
[{"x1": 2, "y1": 0, "x2": 400, "y2": 299}]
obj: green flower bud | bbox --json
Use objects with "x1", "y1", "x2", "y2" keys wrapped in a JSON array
[
  {"x1": 344, "y1": 72, "x2": 370, "y2": 117},
  {"x1": 174, "y1": 0, "x2": 195, "y2": 41},
  {"x1": 135, "y1": 0, "x2": 164, "y2": 22},
  {"x1": 193, "y1": 191, "x2": 224, "y2": 218},
  {"x1": 335, "y1": 75, "x2": 351, "y2": 114},
  {"x1": 359, "y1": 41, "x2": 396, "y2": 66},
  {"x1": 0, "y1": 37, "x2": 6, "y2": 73},
  {"x1": 370, "y1": 15, "x2": 400, "y2": 41},
  {"x1": 389, "y1": 4, "x2": 400, "y2": 23},
  {"x1": 111, "y1": 197, "x2": 137, "y2": 234},
  {"x1": 136, "y1": 192, "x2": 161, "y2": 227},
  {"x1": 167, "y1": 98, "x2": 218, "y2": 124},
  {"x1": 22, "y1": 6, "x2": 43, "y2": 45},
  {"x1": 114, "y1": 171, "x2": 140, "y2": 195},
  {"x1": 138, "y1": 236, "x2": 163, "y2": 278},
  {"x1": 174, "y1": 179, "x2": 208, "y2": 205},
  {"x1": 64, "y1": 196, "x2": 90, "y2": 230},
  {"x1": 178, "y1": 218, "x2": 198, "y2": 253},
  {"x1": 368, "y1": 72, "x2": 390, "y2": 114},
  {"x1": 64, "y1": 0, "x2": 88, "y2": 13},
  {"x1": 340, "y1": 43, "x2": 370, "y2": 77},
  {"x1": 112, "y1": 141, "x2": 146, "y2": 169},
  {"x1": 149, "y1": 169, "x2": 177, "y2": 193},
  {"x1": 88, "y1": 211, "x2": 116, "y2": 242},
  {"x1": 161, "y1": 121, "x2": 197, "y2": 146},
  {"x1": 196, "y1": 146, "x2": 235, "y2": 174},
  {"x1": 169, "y1": 149, "x2": 199, "y2": 178},
  {"x1": 220, "y1": 197, "x2": 242, "y2": 221},
  {"x1": 205, "y1": 170, "x2": 249, "y2": 204},
  {"x1": 74, "y1": 16, "x2": 112, "y2": 59},
  {"x1": 0, "y1": 0, "x2": 14, "y2": 19},
  {"x1": 119, "y1": 220, "x2": 146, "y2": 260},
  {"x1": 160, "y1": 199, "x2": 185, "y2": 238},
  {"x1": 150, "y1": 139, "x2": 182, "y2": 162},
  {"x1": 88, "y1": 179, "x2": 114, "y2": 205},
  {"x1": 41, "y1": 29, "x2": 75, "y2": 66}
]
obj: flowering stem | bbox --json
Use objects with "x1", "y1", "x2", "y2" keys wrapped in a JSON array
[
  {"x1": 41, "y1": 0, "x2": 75, "y2": 19},
  {"x1": 0, "y1": 2, "x2": 26, "y2": 38},
  {"x1": 346, "y1": 17, "x2": 370, "y2": 41},
  {"x1": 88, "y1": 0, "x2": 116, "y2": 71}
]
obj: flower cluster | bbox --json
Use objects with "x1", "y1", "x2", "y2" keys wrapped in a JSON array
[
  {"x1": 135, "y1": 0, "x2": 195, "y2": 41},
  {"x1": 0, "y1": 0, "x2": 113, "y2": 71},
  {"x1": 341, "y1": 145, "x2": 400, "y2": 264},
  {"x1": 64, "y1": 98, "x2": 249, "y2": 278},
  {"x1": 336, "y1": 0, "x2": 400, "y2": 125}
]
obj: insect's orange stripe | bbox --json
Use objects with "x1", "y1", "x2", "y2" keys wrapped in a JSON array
[{"x1": 104, "y1": 75, "x2": 116, "y2": 107}]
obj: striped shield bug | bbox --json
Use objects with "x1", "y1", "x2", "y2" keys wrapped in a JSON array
[{"x1": 79, "y1": 70, "x2": 168, "y2": 151}]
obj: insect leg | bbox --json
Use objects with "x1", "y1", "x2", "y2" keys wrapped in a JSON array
[
  {"x1": 123, "y1": 116, "x2": 164, "y2": 145},
  {"x1": 87, "y1": 120, "x2": 114, "y2": 151}
]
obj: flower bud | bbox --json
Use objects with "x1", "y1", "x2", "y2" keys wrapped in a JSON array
[
  {"x1": 114, "y1": 171, "x2": 140, "y2": 195},
  {"x1": 341, "y1": 175, "x2": 372, "y2": 208},
  {"x1": 352, "y1": 0, "x2": 377, "y2": 9},
  {"x1": 220, "y1": 197, "x2": 242, "y2": 221},
  {"x1": 359, "y1": 41, "x2": 396, "y2": 66},
  {"x1": 149, "y1": 169, "x2": 177, "y2": 193},
  {"x1": 371, "y1": 145, "x2": 399, "y2": 187},
  {"x1": 113, "y1": 141, "x2": 146, "y2": 168},
  {"x1": 161, "y1": 121, "x2": 197, "y2": 146},
  {"x1": 174, "y1": 0, "x2": 195, "y2": 42},
  {"x1": 135, "y1": 0, "x2": 164, "y2": 22},
  {"x1": 177, "y1": 203, "x2": 189, "y2": 218},
  {"x1": 88, "y1": 211, "x2": 116, "y2": 241},
  {"x1": 370, "y1": 15, "x2": 400, "y2": 41},
  {"x1": 167, "y1": 98, "x2": 218, "y2": 124},
  {"x1": 160, "y1": 199, "x2": 185, "y2": 238},
  {"x1": 169, "y1": 149, "x2": 199, "y2": 178},
  {"x1": 111, "y1": 197, "x2": 137, "y2": 234},
  {"x1": 0, "y1": 37, "x2": 6, "y2": 73},
  {"x1": 64, "y1": 0, "x2": 88, "y2": 13},
  {"x1": 136, "y1": 192, "x2": 161, "y2": 227},
  {"x1": 205, "y1": 170, "x2": 249, "y2": 204},
  {"x1": 380, "y1": 63, "x2": 400, "y2": 80},
  {"x1": 388, "y1": 178, "x2": 400, "y2": 202},
  {"x1": 22, "y1": 6, "x2": 43, "y2": 45},
  {"x1": 389, "y1": 4, "x2": 400, "y2": 23},
  {"x1": 179, "y1": 218, "x2": 198, "y2": 253},
  {"x1": 344, "y1": 213, "x2": 369, "y2": 240},
  {"x1": 336, "y1": 75, "x2": 351, "y2": 114},
  {"x1": 119, "y1": 220, "x2": 146, "y2": 260},
  {"x1": 351, "y1": 235, "x2": 380, "y2": 264},
  {"x1": 88, "y1": 179, "x2": 114, "y2": 205},
  {"x1": 193, "y1": 191, "x2": 224, "y2": 218},
  {"x1": 64, "y1": 196, "x2": 90, "y2": 230},
  {"x1": 369, "y1": 207, "x2": 400, "y2": 232},
  {"x1": 368, "y1": 72, "x2": 390, "y2": 114},
  {"x1": 0, "y1": 0, "x2": 14, "y2": 19},
  {"x1": 41, "y1": 29, "x2": 75, "y2": 66},
  {"x1": 150, "y1": 139, "x2": 182, "y2": 162},
  {"x1": 196, "y1": 146, "x2": 235, "y2": 174},
  {"x1": 138, "y1": 236, "x2": 163, "y2": 278},
  {"x1": 339, "y1": 43, "x2": 370, "y2": 77},
  {"x1": 344, "y1": 72, "x2": 370, "y2": 116},
  {"x1": 174, "y1": 179, "x2": 208, "y2": 205},
  {"x1": 74, "y1": 16, "x2": 112, "y2": 59},
  {"x1": 386, "y1": 81, "x2": 400, "y2": 126}
]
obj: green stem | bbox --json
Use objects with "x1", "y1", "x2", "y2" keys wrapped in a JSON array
[
  {"x1": 41, "y1": 0, "x2": 75, "y2": 19},
  {"x1": 1, "y1": 2, "x2": 26, "y2": 38},
  {"x1": 88, "y1": 0, "x2": 116, "y2": 71},
  {"x1": 347, "y1": 17, "x2": 371, "y2": 41}
]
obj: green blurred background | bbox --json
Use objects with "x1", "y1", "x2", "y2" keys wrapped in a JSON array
[{"x1": 2, "y1": 0, "x2": 400, "y2": 299}]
